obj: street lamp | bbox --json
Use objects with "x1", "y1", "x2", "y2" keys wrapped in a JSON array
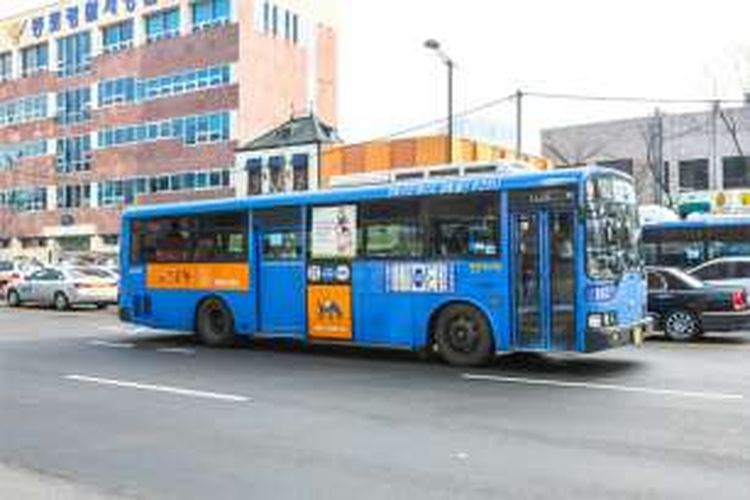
[{"x1": 424, "y1": 39, "x2": 455, "y2": 164}]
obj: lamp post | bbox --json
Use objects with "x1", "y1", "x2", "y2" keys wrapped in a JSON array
[{"x1": 424, "y1": 39, "x2": 454, "y2": 164}]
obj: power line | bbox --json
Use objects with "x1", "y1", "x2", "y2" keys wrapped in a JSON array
[
  {"x1": 348, "y1": 93, "x2": 518, "y2": 145},
  {"x1": 525, "y1": 91, "x2": 747, "y2": 105}
]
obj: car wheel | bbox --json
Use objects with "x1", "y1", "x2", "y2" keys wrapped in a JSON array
[
  {"x1": 54, "y1": 292, "x2": 70, "y2": 311},
  {"x1": 434, "y1": 304, "x2": 494, "y2": 367},
  {"x1": 7, "y1": 289, "x2": 21, "y2": 307},
  {"x1": 196, "y1": 298, "x2": 236, "y2": 347},
  {"x1": 664, "y1": 309, "x2": 701, "y2": 341}
]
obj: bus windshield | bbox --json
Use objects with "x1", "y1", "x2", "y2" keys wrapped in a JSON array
[{"x1": 586, "y1": 175, "x2": 640, "y2": 280}]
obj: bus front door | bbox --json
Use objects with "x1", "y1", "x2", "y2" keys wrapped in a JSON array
[
  {"x1": 253, "y1": 211, "x2": 306, "y2": 335},
  {"x1": 511, "y1": 196, "x2": 576, "y2": 351}
]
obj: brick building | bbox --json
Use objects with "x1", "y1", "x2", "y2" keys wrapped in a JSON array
[{"x1": 0, "y1": 0, "x2": 337, "y2": 262}]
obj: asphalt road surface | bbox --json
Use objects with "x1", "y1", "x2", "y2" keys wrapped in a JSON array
[{"x1": 1, "y1": 306, "x2": 749, "y2": 500}]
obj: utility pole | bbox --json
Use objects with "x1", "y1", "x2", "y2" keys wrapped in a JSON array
[
  {"x1": 447, "y1": 58, "x2": 454, "y2": 164},
  {"x1": 515, "y1": 89, "x2": 523, "y2": 159},
  {"x1": 710, "y1": 100, "x2": 720, "y2": 191},
  {"x1": 655, "y1": 108, "x2": 664, "y2": 205}
]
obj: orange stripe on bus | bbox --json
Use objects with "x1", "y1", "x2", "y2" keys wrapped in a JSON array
[{"x1": 146, "y1": 263, "x2": 250, "y2": 292}]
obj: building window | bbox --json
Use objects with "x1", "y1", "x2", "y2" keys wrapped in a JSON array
[
  {"x1": 21, "y1": 237, "x2": 48, "y2": 248},
  {"x1": 99, "y1": 77, "x2": 136, "y2": 107},
  {"x1": 0, "y1": 140, "x2": 48, "y2": 170},
  {"x1": 246, "y1": 158, "x2": 262, "y2": 194},
  {"x1": 101, "y1": 235, "x2": 119, "y2": 246},
  {"x1": 56, "y1": 184, "x2": 91, "y2": 209},
  {"x1": 722, "y1": 156, "x2": 750, "y2": 189},
  {"x1": 292, "y1": 154, "x2": 308, "y2": 191},
  {"x1": 146, "y1": 8, "x2": 180, "y2": 43},
  {"x1": 56, "y1": 136, "x2": 92, "y2": 173},
  {"x1": 272, "y1": 5, "x2": 278, "y2": 36},
  {"x1": 98, "y1": 112, "x2": 230, "y2": 149},
  {"x1": 268, "y1": 155, "x2": 285, "y2": 192},
  {"x1": 21, "y1": 43, "x2": 48, "y2": 77},
  {"x1": 56, "y1": 87, "x2": 91, "y2": 125},
  {"x1": 192, "y1": 0, "x2": 230, "y2": 31},
  {"x1": 679, "y1": 159, "x2": 709, "y2": 192},
  {"x1": 102, "y1": 20, "x2": 134, "y2": 54},
  {"x1": 57, "y1": 31, "x2": 91, "y2": 77},
  {"x1": 99, "y1": 168, "x2": 231, "y2": 206},
  {"x1": 3, "y1": 187, "x2": 48, "y2": 213},
  {"x1": 0, "y1": 94, "x2": 48, "y2": 127},
  {"x1": 136, "y1": 65, "x2": 230, "y2": 102},
  {"x1": 0, "y1": 52, "x2": 12, "y2": 82}
]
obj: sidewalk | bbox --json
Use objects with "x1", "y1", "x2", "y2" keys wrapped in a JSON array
[{"x1": 0, "y1": 463, "x2": 130, "y2": 500}]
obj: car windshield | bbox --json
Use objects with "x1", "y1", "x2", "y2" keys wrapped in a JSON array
[{"x1": 586, "y1": 174, "x2": 641, "y2": 280}]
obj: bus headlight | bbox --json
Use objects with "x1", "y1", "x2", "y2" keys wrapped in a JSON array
[{"x1": 588, "y1": 312, "x2": 617, "y2": 329}]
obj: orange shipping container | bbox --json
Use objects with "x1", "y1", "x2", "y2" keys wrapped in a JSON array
[
  {"x1": 416, "y1": 136, "x2": 449, "y2": 165},
  {"x1": 364, "y1": 142, "x2": 391, "y2": 172}
]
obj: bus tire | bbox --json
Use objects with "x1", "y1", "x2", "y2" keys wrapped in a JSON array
[
  {"x1": 196, "y1": 298, "x2": 236, "y2": 347},
  {"x1": 664, "y1": 309, "x2": 701, "y2": 341},
  {"x1": 434, "y1": 304, "x2": 494, "y2": 367}
]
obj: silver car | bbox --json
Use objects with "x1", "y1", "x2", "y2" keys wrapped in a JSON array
[{"x1": 6, "y1": 267, "x2": 118, "y2": 310}]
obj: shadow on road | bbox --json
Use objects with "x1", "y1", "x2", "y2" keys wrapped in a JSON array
[
  {"x1": 484, "y1": 352, "x2": 643, "y2": 378},
  {"x1": 125, "y1": 334, "x2": 645, "y2": 380},
  {"x1": 646, "y1": 334, "x2": 749, "y2": 346}
]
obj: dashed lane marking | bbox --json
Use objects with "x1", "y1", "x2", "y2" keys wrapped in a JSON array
[
  {"x1": 64, "y1": 375, "x2": 251, "y2": 403},
  {"x1": 87, "y1": 340, "x2": 135, "y2": 349},
  {"x1": 156, "y1": 347, "x2": 197, "y2": 355},
  {"x1": 462, "y1": 373, "x2": 744, "y2": 401}
]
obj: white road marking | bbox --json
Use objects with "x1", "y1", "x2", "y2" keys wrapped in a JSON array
[
  {"x1": 461, "y1": 373, "x2": 744, "y2": 401},
  {"x1": 156, "y1": 347, "x2": 196, "y2": 355},
  {"x1": 97, "y1": 325, "x2": 169, "y2": 336},
  {"x1": 87, "y1": 340, "x2": 135, "y2": 349},
  {"x1": 64, "y1": 375, "x2": 251, "y2": 403}
]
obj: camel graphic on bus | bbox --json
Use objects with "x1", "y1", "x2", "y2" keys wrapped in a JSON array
[{"x1": 317, "y1": 299, "x2": 343, "y2": 320}]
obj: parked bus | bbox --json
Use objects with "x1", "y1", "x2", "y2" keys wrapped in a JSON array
[
  {"x1": 642, "y1": 216, "x2": 750, "y2": 269},
  {"x1": 119, "y1": 165, "x2": 648, "y2": 366}
]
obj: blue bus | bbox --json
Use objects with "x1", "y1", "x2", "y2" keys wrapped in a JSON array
[
  {"x1": 119, "y1": 165, "x2": 648, "y2": 366},
  {"x1": 642, "y1": 216, "x2": 750, "y2": 269}
]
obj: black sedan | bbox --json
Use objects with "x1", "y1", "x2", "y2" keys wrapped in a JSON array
[{"x1": 646, "y1": 266, "x2": 750, "y2": 341}]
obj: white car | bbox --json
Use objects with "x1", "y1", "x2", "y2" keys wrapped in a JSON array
[
  {"x1": 689, "y1": 257, "x2": 750, "y2": 293},
  {"x1": 6, "y1": 267, "x2": 118, "y2": 310}
]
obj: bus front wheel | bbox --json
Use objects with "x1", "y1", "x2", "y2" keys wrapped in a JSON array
[
  {"x1": 196, "y1": 298, "x2": 236, "y2": 347},
  {"x1": 434, "y1": 304, "x2": 494, "y2": 367}
]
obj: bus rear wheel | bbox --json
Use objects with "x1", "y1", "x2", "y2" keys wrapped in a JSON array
[
  {"x1": 196, "y1": 298, "x2": 236, "y2": 347},
  {"x1": 434, "y1": 304, "x2": 494, "y2": 367}
]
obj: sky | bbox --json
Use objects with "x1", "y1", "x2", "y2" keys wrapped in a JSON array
[{"x1": 3, "y1": 0, "x2": 750, "y2": 153}]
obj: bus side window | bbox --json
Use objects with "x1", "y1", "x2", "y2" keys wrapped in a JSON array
[
  {"x1": 263, "y1": 230, "x2": 301, "y2": 260},
  {"x1": 707, "y1": 226, "x2": 750, "y2": 259},
  {"x1": 359, "y1": 198, "x2": 423, "y2": 259},
  {"x1": 658, "y1": 228, "x2": 705, "y2": 268},
  {"x1": 425, "y1": 192, "x2": 499, "y2": 258}
]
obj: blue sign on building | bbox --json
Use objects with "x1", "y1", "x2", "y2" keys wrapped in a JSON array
[{"x1": 29, "y1": 0, "x2": 159, "y2": 39}]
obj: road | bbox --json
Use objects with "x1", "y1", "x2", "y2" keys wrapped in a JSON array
[{"x1": 0, "y1": 306, "x2": 749, "y2": 499}]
